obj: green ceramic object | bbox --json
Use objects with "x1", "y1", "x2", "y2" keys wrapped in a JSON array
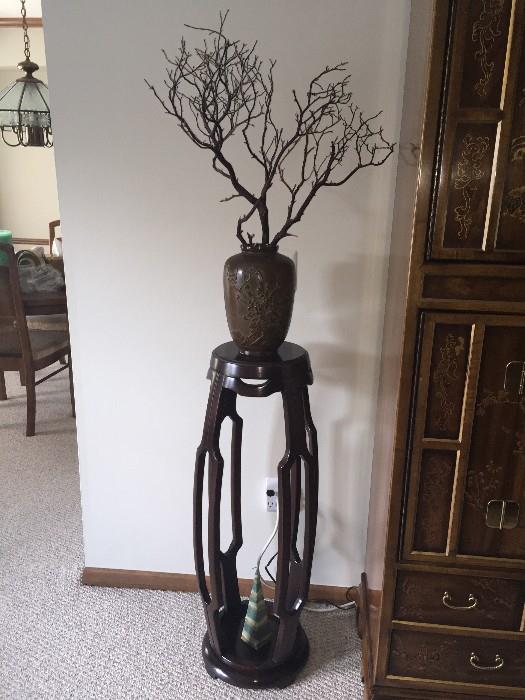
[
  {"x1": 0, "y1": 230, "x2": 12, "y2": 266},
  {"x1": 241, "y1": 567, "x2": 273, "y2": 651}
]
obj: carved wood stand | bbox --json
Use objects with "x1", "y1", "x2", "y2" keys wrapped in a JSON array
[{"x1": 194, "y1": 342, "x2": 319, "y2": 689}]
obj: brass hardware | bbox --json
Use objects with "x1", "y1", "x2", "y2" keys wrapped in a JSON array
[
  {"x1": 442, "y1": 591, "x2": 478, "y2": 610},
  {"x1": 486, "y1": 500, "x2": 520, "y2": 530},
  {"x1": 469, "y1": 652, "x2": 504, "y2": 671},
  {"x1": 504, "y1": 361, "x2": 525, "y2": 396}
]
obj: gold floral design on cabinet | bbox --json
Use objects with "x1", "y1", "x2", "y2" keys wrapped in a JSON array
[
  {"x1": 510, "y1": 136, "x2": 525, "y2": 162},
  {"x1": 464, "y1": 459, "x2": 503, "y2": 512},
  {"x1": 476, "y1": 388, "x2": 525, "y2": 415},
  {"x1": 502, "y1": 185, "x2": 525, "y2": 224},
  {"x1": 471, "y1": 0, "x2": 506, "y2": 98},
  {"x1": 453, "y1": 134, "x2": 490, "y2": 239},
  {"x1": 502, "y1": 136, "x2": 525, "y2": 225},
  {"x1": 432, "y1": 333, "x2": 466, "y2": 430},
  {"x1": 414, "y1": 451, "x2": 457, "y2": 552},
  {"x1": 390, "y1": 635, "x2": 454, "y2": 674}
]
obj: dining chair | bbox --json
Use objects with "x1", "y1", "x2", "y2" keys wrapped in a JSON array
[
  {"x1": 49, "y1": 219, "x2": 61, "y2": 254},
  {"x1": 0, "y1": 243, "x2": 75, "y2": 436},
  {"x1": 15, "y1": 243, "x2": 69, "y2": 334}
]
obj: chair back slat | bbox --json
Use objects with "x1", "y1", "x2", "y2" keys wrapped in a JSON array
[
  {"x1": 0, "y1": 265, "x2": 19, "y2": 356},
  {"x1": 49, "y1": 219, "x2": 60, "y2": 250},
  {"x1": 0, "y1": 243, "x2": 31, "y2": 361},
  {"x1": 0, "y1": 266, "x2": 15, "y2": 316}
]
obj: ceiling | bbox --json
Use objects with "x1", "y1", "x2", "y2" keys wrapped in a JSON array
[{"x1": 0, "y1": 0, "x2": 41, "y2": 18}]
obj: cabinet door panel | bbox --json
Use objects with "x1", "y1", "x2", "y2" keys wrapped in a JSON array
[
  {"x1": 425, "y1": 323, "x2": 472, "y2": 438},
  {"x1": 414, "y1": 450, "x2": 457, "y2": 553},
  {"x1": 404, "y1": 314, "x2": 525, "y2": 565},
  {"x1": 442, "y1": 123, "x2": 498, "y2": 250},
  {"x1": 497, "y1": 34, "x2": 525, "y2": 250},
  {"x1": 429, "y1": 0, "x2": 525, "y2": 261},
  {"x1": 459, "y1": 324, "x2": 525, "y2": 558},
  {"x1": 458, "y1": 0, "x2": 512, "y2": 109},
  {"x1": 404, "y1": 314, "x2": 473, "y2": 558}
]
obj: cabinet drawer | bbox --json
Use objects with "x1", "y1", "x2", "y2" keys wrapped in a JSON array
[
  {"x1": 394, "y1": 570, "x2": 525, "y2": 631},
  {"x1": 389, "y1": 629, "x2": 525, "y2": 688}
]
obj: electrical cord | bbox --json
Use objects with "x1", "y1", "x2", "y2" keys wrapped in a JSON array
[
  {"x1": 257, "y1": 507, "x2": 357, "y2": 613},
  {"x1": 256, "y1": 499, "x2": 280, "y2": 572}
]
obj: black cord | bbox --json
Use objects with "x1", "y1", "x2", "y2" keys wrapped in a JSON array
[
  {"x1": 264, "y1": 550, "x2": 357, "y2": 611},
  {"x1": 310, "y1": 597, "x2": 356, "y2": 611},
  {"x1": 264, "y1": 551, "x2": 278, "y2": 583}
]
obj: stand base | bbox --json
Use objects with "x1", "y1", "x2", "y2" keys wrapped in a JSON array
[{"x1": 202, "y1": 612, "x2": 309, "y2": 689}]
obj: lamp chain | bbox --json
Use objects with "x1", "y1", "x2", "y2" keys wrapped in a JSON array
[{"x1": 20, "y1": 0, "x2": 31, "y2": 61}]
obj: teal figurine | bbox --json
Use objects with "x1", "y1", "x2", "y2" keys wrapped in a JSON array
[{"x1": 241, "y1": 566, "x2": 272, "y2": 651}]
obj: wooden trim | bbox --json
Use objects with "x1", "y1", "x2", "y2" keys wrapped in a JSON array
[
  {"x1": 371, "y1": 688, "x2": 520, "y2": 700},
  {"x1": 0, "y1": 18, "x2": 42, "y2": 28},
  {"x1": 487, "y1": 0, "x2": 525, "y2": 253},
  {"x1": 392, "y1": 619, "x2": 525, "y2": 641},
  {"x1": 358, "y1": 572, "x2": 374, "y2": 700},
  {"x1": 12, "y1": 237, "x2": 49, "y2": 247},
  {"x1": 81, "y1": 567, "x2": 351, "y2": 605},
  {"x1": 384, "y1": 676, "x2": 525, "y2": 700},
  {"x1": 396, "y1": 560, "x2": 525, "y2": 580},
  {"x1": 447, "y1": 322, "x2": 485, "y2": 556},
  {"x1": 402, "y1": 315, "x2": 436, "y2": 557},
  {"x1": 374, "y1": 0, "x2": 447, "y2": 683}
]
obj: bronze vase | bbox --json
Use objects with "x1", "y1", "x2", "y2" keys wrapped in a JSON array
[{"x1": 223, "y1": 247, "x2": 296, "y2": 356}]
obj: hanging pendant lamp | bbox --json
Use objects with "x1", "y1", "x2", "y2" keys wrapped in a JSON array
[{"x1": 0, "y1": 0, "x2": 52, "y2": 147}]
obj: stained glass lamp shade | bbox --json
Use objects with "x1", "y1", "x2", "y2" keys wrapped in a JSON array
[{"x1": 0, "y1": 59, "x2": 52, "y2": 147}]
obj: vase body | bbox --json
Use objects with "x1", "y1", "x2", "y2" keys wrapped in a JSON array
[{"x1": 223, "y1": 248, "x2": 296, "y2": 356}]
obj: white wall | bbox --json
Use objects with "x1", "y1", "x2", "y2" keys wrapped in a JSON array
[
  {"x1": 0, "y1": 28, "x2": 46, "y2": 68},
  {"x1": 0, "y1": 0, "x2": 41, "y2": 19},
  {"x1": 0, "y1": 28, "x2": 59, "y2": 240},
  {"x1": 42, "y1": 0, "x2": 410, "y2": 587}
]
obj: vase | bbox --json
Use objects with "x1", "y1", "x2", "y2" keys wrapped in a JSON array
[{"x1": 223, "y1": 247, "x2": 296, "y2": 356}]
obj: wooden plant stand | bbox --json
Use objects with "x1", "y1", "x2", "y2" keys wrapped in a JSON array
[{"x1": 194, "y1": 342, "x2": 319, "y2": 688}]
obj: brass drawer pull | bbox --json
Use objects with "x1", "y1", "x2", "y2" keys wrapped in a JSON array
[
  {"x1": 442, "y1": 591, "x2": 478, "y2": 610},
  {"x1": 469, "y1": 653, "x2": 504, "y2": 671}
]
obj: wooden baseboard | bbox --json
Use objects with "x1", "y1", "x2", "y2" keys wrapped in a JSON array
[
  {"x1": 0, "y1": 18, "x2": 42, "y2": 28},
  {"x1": 357, "y1": 572, "x2": 373, "y2": 699},
  {"x1": 82, "y1": 567, "x2": 351, "y2": 605},
  {"x1": 12, "y1": 237, "x2": 49, "y2": 247}
]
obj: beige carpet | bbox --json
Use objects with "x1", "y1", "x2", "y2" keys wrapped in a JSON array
[{"x1": 0, "y1": 367, "x2": 364, "y2": 699}]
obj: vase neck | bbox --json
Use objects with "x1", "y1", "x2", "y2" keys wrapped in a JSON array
[{"x1": 241, "y1": 244, "x2": 278, "y2": 255}]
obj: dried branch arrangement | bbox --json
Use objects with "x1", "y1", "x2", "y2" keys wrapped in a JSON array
[{"x1": 146, "y1": 11, "x2": 395, "y2": 250}]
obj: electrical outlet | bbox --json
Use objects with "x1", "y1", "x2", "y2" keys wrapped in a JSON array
[{"x1": 265, "y1": 477, "x2": 278, "y2": 512}]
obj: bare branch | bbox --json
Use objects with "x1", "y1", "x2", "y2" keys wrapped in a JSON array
[{"x1": 146, "y1": 14, "x2": 395, "y2": 249}]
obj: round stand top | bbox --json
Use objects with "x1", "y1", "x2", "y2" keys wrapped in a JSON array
[{"x1": 208, "y1": 342, "x2": 313, "y2": 386}]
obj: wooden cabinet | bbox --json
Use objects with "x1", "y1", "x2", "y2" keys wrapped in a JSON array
[
  {"x1": 389, "y1": 629, "x2": 525, "y2": 687},
  {"x1": 430, "y1": 0, "x2": 525, "y2": 261},
  {"x1": 361, "y1": 2, "x2": 525, "y2": 699},
  {"x1": 405, "y1": 314, "x2": 525, "y2": 566},
  {"x1": 394, "y1": 570, "x2": 525, "y2": 630}
]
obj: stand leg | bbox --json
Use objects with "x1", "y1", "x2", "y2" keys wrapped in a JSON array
[
  {"x1": 221, "y1": 394, "x2": 243, "y2": 618},
  {"x1": 194, "y1": 372, "x2": 243, "y2": 656},
  {"x1": 273, "y1": 386, "x2": 319, "y2": 665}
]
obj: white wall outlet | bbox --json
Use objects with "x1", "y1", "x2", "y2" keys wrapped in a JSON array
[{"x1": 265, "y1": 477, "x2": 278, "y2": 512}]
